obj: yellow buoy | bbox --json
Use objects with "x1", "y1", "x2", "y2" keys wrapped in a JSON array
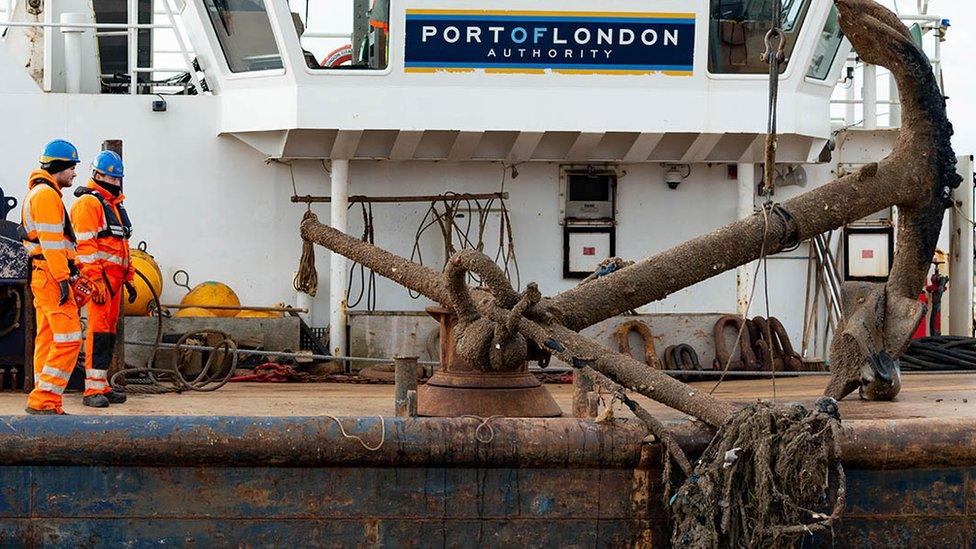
[
  {"x1": 235, "y1": 309, "x2": 282, "y2": 318},
  {"x1": 173, "y1": 306, "x2": 217, "y2": 318},
  {"x1": 125, "y1": 251, "x2": 164, "y2": 317},
  {"x1": 130, "y1": 248, "x2": 162, "y2": 283},
  {"x1": 180, "y1": 281, "x2": 240, "y2": 317}
]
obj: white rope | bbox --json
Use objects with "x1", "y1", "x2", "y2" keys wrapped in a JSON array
[{"x1": 326, "y1": 415, "x2": 386, "y2": 451}]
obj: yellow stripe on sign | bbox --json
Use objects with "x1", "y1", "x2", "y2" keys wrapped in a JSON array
[
  {"x1": 662, "y1": 70, "x2": 694, "y2": 77},
  {"x1": 404, "y1": 67, "x2": 477, "y2": 73},
  {"x1": 405, "y1": 9, "x2": 696, "y2": 19},
  {"x1": 553, "y1": 69, "x2": 656, "y2": 75},
  {"x1": 485, "y1": 68, "x2": 547, "y2": 74}
]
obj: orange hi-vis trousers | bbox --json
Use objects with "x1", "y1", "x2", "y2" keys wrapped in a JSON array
[
  {"x1": 82, "y1": 279, "x2": 121, "y2": 396},
  {"x1": 27, "y1": 263, "x2": 82, "y2": 412}
]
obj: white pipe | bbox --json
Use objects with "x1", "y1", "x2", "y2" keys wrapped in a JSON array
[
  {"x1": 735, "y1": 162, "x2": 755, "y2": 315},
  {"x1": 329, "y1": 159, "x2": 350, "y2": 357},
  {"x1": 889, "y1": 71, "x2": 901, "y2": 127},
  {"x1": 296, "y1": 288, "x2": 313, "y2": 325},
  {"x1": 60, "y1": 13, "x2": 86, "y2": 94},
  {"x1": 128, "y1": 0, "x2": 138, "y2": 94},
  {"x1": 948, "y1": 155, "x2": 974, "y2": 337},
  {"x1": 862, "y1": 63, "x2": 877, "y2": 129}
]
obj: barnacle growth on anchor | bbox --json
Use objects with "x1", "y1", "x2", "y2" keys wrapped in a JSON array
[{"x1": 299, "y1": 0, "x2": 959, "y2": 544}]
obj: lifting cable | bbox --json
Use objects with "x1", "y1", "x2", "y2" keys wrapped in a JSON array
[{"x1": 711, "y1": 1, "x2": 785, "y2": 397}]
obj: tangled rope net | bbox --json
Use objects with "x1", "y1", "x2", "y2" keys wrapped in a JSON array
[{"x1": 670, "y1": 401, "x2": 845, "y2": 548}]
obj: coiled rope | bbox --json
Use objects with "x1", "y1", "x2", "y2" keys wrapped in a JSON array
[{"x1": 293, "y1": 209, "x2": 318, "y2": 297}]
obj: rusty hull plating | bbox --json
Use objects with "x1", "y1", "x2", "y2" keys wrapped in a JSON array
[{"x1": 0, "y1": 414, "x2": 975, "y2": 546}]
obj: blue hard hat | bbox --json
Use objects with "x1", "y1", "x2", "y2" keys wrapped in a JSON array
[
  {"x1": 92, "y1": 150, "x2": 124, "y2": 179},
  {"x1": 39, "y1": 139, "x2": 80, "y2": 164}
]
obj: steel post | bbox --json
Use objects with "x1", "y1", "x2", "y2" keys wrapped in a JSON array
[
  {"x1": 736, "y1": 162, "x2": 755, "y2": 315},
  {"x1": 572, "y1": 369, "x2": 596, "y2": 418},
  {"x1": 329, "y1": 159, "x2": 349, "y2": 358},
  {"x1": 948, "y1": 155, "x2": 974, "y2": 336},
  {"x1": 394, "y1": 355, "x2": 419, "y2": 417},
  {"x1": 863, "y1": 63, "x2": 877, "y2": 129},
  {"x1": 60, "y1": 13, "x2": 85, "y2": 93},
  {"x1": 889, "y1": 71, "x2": 902, "y2": 127}
]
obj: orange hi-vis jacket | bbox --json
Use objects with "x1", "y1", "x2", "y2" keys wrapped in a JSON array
[
  {"x1": 19, "y1": 170, "x2": 76, "y2": 282},
  {"x1": 70, "y1": 179, "x2": 133, "y2": 288}
]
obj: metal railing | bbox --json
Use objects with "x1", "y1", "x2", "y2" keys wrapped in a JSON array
[
  {"x1": 0, "y1": 0, "x2": 202, "y2": 95},
  {"x1": 830, "y1": 12, "x2": 946, "y2": 129}
]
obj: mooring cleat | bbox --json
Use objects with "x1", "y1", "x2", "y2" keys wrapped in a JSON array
[
  {"x1": 104, "y1": 390, "x2": 127, "y2": 404},
  {"x1": 83, "y1": 394, "x2": 110, "y2": 408},
  {"x1": 25, "y1": 407, "x2": 68, "y2": 415}
]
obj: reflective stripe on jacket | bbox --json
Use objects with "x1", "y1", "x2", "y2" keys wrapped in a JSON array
[
  {"x1": 70, "y1": 179, "x2": 132, "y2": 284},
  {"x1": 20, "y1": 170, "x2": 75, "y2": 282}
]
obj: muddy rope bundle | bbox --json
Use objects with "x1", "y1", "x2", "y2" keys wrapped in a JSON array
[
  {"x1": 294, "y1": 209, "x2": 318, "y2": 297},
  {"x1": 901, "y1": 335, "x2": 976, "y2": 371}
]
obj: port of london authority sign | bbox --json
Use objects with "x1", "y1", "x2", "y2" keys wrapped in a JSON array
[{"x1": 404, "y1": 10, "x2": 696, "y2": 75}]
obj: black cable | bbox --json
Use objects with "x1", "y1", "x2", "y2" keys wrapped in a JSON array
[{"x1": 901, "y1": 336, "x2": 976, "y2": 371}]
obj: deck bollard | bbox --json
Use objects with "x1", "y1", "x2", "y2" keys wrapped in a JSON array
[
  {"x1": 394, "y1": 356, "x2": 419, "y2": 417},
  {"x1": 572, "y1": 370, "x2": 597, "y2": 418}
]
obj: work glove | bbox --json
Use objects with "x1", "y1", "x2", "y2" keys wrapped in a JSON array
[
  {"x1": 92, "y1": 278, "x2": 108, "y2": 305},
  {"x1": 124, "y1": 280, "x2": 137, "y2": 304},
  {"x1": 58, "y1": 280, "x2": 71, "y2": 306},
  {"x1": 68, "y1": 259, "x2": 79, "y2": 278}
]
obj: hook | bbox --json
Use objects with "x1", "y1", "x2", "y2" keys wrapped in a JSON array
[{"x1": 173, "y1": 269, "x2": 192, "y2": 292}]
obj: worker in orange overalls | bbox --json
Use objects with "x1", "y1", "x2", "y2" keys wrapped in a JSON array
[
  {"x1": 70, "y1": 150, "x2": 134, "y2": 408},
  {"x1": 19, "y1": 139, "x2": 82, "y2": 415}
]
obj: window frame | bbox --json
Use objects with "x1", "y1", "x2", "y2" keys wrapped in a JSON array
[
  {"x1": 705, "y1": 0, "x2": 814, "y2": 80},
  {"x1": 294, "y1": 0, "x2": 394, "y2": 77},
  {"x1": 195, "y1": 0, "x2": 288, "y2": 79},
  {"x1": 804, "y1": 4, "x2": 844, "y2": 81}
]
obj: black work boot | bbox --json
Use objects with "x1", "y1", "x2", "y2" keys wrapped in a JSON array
[
  {"x1": 25, "y1": 407, "x2": 68, "y2": 415},
  {"x1": 104, "y1": 390, "x2": 127, "y2": 404},
  {"x1": 83, "y1": 394, "x2": 110, "y2": 408}
]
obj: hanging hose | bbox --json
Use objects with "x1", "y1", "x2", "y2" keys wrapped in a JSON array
[
  {"x1": 294, "y1": 209, "x2": 318, "y2": 296},
  {"x1": 346, "y1": 201, "x2": 376, "y2": 310},
  {"x1": 110, "y1": 268, "x2": 239, "y2": 394}
]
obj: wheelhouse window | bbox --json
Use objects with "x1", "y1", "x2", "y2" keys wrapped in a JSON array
[
  {"x1": 708, "y1": 0, "x2": 811, "y2": 74},
  {"x1": 203, "y1": 0, "x2": 283, "y2": 73},
  {"x1": 806, "y1": 5, "x2": 844, "y2": 80},
  {"x1": 289, "y1": 0, "x2": 389, "y2": 70}
]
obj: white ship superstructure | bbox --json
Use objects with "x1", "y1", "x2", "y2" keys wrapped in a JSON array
[{"x1": 0, "y1": 0, "x2": 971, "y2": 364}]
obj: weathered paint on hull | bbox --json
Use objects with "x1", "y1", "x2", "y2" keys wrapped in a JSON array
[{"x1": 0, "y1": 416, "x2": 973, "y2": 547}]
